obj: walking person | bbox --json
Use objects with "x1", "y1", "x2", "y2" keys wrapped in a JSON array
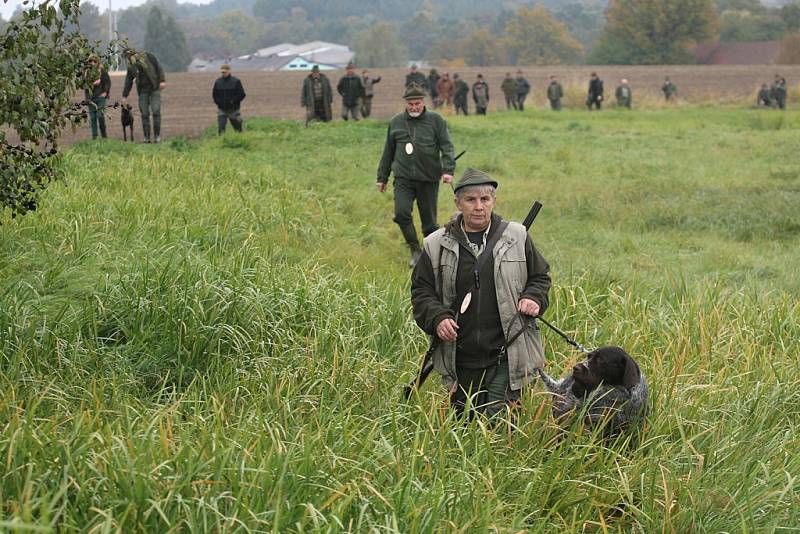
[
  {"x1": 376, "y1": 84, "x2": 456, "y2": 267},
  {"x1": 615, "y1": 78, "x2": 632, "y2": 109},
  {"x1": 586, "y1": 72, "x2": 603, "y2": 111},
  {"x1": 453, "y1": 74, "x2": 469, "y2": 115},
  {"x1": 428, "y1": 68, "x2": 441, "y2": 108},
  {"x1": 360, "y1": 69, "x2": 381, "y2": 118},
  {"x1": 501, "y1": 72, "x2": 518, "y2": 110},
  {"x1": 547, "y1": 75, "x2": 564, "y2": 111},
  {"x1": 411, "y1": 169, "x2": 552, "y2": 419},
  {"x1": 337, "y1": 62, "x2": 365, "y2": 121},
  {"x1": 662, "y1": 76, "x2": 677, "y2": 102},
  {"x1": 405, "y1": 64, "x2": 428, "y2": 90},
  {"x1": 515, "y1": 70, "x2": 531, "y2": 111},
  {"x1": 121, "y1": 48, "x2": 166, "y2": 143},
  {"x1": 301, "y1": 65, "x2": 333, "y2": 126},
  {"x1": 212, "y1": 64, "x2": 246, "y2": 134},
  {"x1": 436, "y1": 72, "x2": 455, "y2": 109},
  {"x1": 472, "y1": 74, "x2": 490, "y2": 115},
  {"x1": 85, "y1": 55, "x2": 110, "y2": 140}
]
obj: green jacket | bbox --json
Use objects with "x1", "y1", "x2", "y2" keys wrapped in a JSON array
[
  {"x1": 377, "y1": 109, "x2": 455, "y2": 183},
  {"x1": 547, "y1": 81, "x2": 563, "y2": 101},
  {"x1": 412, "y1": 214, "x2": 551, "y2": 390},
  {"x1": 501, "y1": 77, "x2": 518, "y2": 96},
  {"x1": 122, "y1": 52, "x2": 165, "y2": 97}
]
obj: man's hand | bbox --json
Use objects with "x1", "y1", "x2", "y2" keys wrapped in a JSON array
[
  {"x1": 376, "y1": 181, "x2": 388, "y2": 193},
  {"x1": 517, "y1": 298, "x2": 540, "y2": 317},
  {"x1": 100, "y1": 92, "x2": 107, "y2": 98},
  {"x1": 159, "y1": 82, "x2": 167, "y2": 90},
  {"x1": 441, "y1": 174, "x2": 453, "y2": 184},
  {"x1": 436, "y1": 318, "x2": 458, "y2": 341}
]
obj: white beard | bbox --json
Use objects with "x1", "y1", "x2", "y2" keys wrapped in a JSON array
[{"x1": 408, "y1": 111, "x2": 422, "y2": 118}]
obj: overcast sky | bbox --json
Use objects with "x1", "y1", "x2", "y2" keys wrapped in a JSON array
[{"x1": 1, "y1": 0, "x2": 211, "y2": 19}]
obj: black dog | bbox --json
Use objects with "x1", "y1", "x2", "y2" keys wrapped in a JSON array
[
  {"x1": 121, "y1": 104, "x2": 135, "y2": 142},
  {"x1": 539, "y1": 346, "x2": 648, "y2": 436}
]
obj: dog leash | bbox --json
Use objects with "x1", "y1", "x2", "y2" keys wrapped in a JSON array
[{"x1": 537, "y1": 316, "x2": 591, "y2": 354}]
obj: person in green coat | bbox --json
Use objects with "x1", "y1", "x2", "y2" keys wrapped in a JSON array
[
  {"x1": 376, "y1": 84, "x2": 456, "y2": 267},
  {"x1": 453, "y1": 73, "x2": 469, "y2": 115},
  {"x1": 546, "y1": 75, "x2": 564, "y2": 111},
  {"x1": 121, "y1": 49, "x2": 166, "y2": 143},
  {"x1": 615, "y1": 78, "x2": 632, "y2": 109},
  {"x1": 301, "y1": 65, "x2": 333, "y2": 126},
  {"x1": 501, "y1": 72, "x2": 518, "y2": 110}
]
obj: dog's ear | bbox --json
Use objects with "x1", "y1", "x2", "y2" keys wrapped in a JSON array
[{"x1": 622, "y1": 353, "x2": 641, "y2": 389}]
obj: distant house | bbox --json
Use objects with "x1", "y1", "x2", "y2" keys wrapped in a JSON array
[
  {"x1": 690, "y1": 41, "x2": 783, "y2": 65},
  {"x1": 191, "y1": 40, "x2": 354, "y2": 72}
]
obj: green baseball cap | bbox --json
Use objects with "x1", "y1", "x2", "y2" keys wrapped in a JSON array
[{"x1": 453, "y1": 168, "x2": 498, "y2": 193}]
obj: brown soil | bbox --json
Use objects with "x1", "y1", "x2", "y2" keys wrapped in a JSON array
[{"x1": 30, "y1": 65, "x2": 800, "y2": 145}]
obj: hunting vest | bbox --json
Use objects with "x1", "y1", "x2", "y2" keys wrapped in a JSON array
[{"x1": 423, "y1": 221, "x2": 545, "y2": 391}]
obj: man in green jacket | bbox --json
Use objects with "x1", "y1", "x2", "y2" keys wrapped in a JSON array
[
  {"x1": 411, "y1": 169, "x2": 551, "y2": 419},
  {"x1": 302, "y1": 65, "x2": 333, "y2": 126},
  {"x1": 547, "y1": 75, "x2": 564, "y2": 111},
  {"x1": 121, "y1": 49, "x2": 166, "y2": 143},
  {"x1": 501, "y1": 72, "x2": 518, "y2": 110},
  {"x1": 453, "y1": 74, "x2": 469, "y2": 115},
  {"x1": 615, "y1": 78, "x2": 632, "y2": 109},
  {"x1": 376, "y1": 84, "x2": 456, "y2": 267}
]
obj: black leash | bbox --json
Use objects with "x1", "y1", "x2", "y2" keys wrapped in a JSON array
[{"x1": 536, "y1": 316, "x2": 591, "y2": 354}]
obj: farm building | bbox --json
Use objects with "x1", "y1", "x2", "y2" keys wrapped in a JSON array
[{"x1": 190, "y1": 41, "x2": 352, "y2": 72}]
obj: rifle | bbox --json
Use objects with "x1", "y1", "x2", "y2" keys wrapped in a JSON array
[{"x1": 403, "y1": 200, "x2": 543, "y2": 400}]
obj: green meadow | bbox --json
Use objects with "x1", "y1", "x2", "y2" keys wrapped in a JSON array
[{"x1": 1, "y1": 107, "x2": 798, "y2": 532}]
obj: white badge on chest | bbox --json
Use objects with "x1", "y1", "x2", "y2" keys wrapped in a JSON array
[{"x1": 405, "y1": 142, "x2": 414, "y2": 155}]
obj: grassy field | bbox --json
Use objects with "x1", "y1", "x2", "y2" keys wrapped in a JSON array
[{"x1": 1, "y1": 107, "x2": 799, "y2": 532}]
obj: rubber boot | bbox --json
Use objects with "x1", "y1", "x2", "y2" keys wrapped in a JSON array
[{"x1": 400, "y1": 224, "x2": 422, "y2": 268}]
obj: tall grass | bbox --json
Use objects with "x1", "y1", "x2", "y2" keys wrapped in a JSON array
[{"x1": 0, "y1": 109, "x2": 798, "y2": 531}]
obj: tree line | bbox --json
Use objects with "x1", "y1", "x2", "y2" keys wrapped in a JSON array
[{"x1": 4, "y1": 0, "x2": 800, "y2": 71}]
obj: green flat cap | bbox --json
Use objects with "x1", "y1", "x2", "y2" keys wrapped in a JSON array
[
  {"x1": 403, "y1": 83, "x2": 427, "y2": 100},
  {"x1": 454, "y1": 168, "x2": 498, "y2": 193}
]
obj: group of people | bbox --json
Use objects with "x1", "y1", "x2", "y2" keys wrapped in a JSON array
[
  {"x1": 756, "y1": 74, "x2": 789, "y2": 109},
  {"x1": 301, "y1": 62, "x2": 383, "y2": 125},
  {"x1": 591, "y1": 74, "x2": 678, "y2": 110},
  {"x1": 85, "y1": 50, "x2": 248, "y2": 141}
]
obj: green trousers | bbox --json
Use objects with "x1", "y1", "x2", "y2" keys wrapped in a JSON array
[
  {"x1": 138, "y1": 90, "x2": 161, "y2": 140},
  {"x1": 451, "y1": 355, "x2": 520, "y2": 419},
  {"x1": 393, "y1": 177, "x2": 440, "y2": 237}
]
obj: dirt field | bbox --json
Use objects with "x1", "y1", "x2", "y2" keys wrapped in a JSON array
[{"x1": 49, "y1": 64, "x2": 800, "y2": 144}]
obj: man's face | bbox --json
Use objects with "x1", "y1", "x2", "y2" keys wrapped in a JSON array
[
  {"x1": 406, "y1": 98, "x2": 425, "y2": 116},
  {"x1": 455, "y1": 189, "x2": 495, "y2": 231},
  {"x1": 347, "y1": 67, "x2": 355, "y2": 75},
  {"x1": 221, "y1": 69, "x2": 230, "y2": 78}
]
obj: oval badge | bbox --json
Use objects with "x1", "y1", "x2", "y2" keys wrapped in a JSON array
[
  {"x1": 460, "y1": 292, "x2": 472, "y2": 314},
  {"x1": 405, "y1": 142, "x2": 414, "y2": 155}
]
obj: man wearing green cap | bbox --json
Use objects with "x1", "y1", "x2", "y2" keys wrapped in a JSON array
[
  {"x1": 411, "y1": 168, "x2": 551, "y2": 419},
  {"x1": 376, "y1": 83, "x2": 456, "y2": 267},
  {"x1": 302, "y1": 65, "x2": 333, "y2": 126}
]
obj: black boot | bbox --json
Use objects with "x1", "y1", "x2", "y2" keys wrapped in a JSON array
[{"x1": 400, "y1": 224, "x2": 422, "y2": 268}]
